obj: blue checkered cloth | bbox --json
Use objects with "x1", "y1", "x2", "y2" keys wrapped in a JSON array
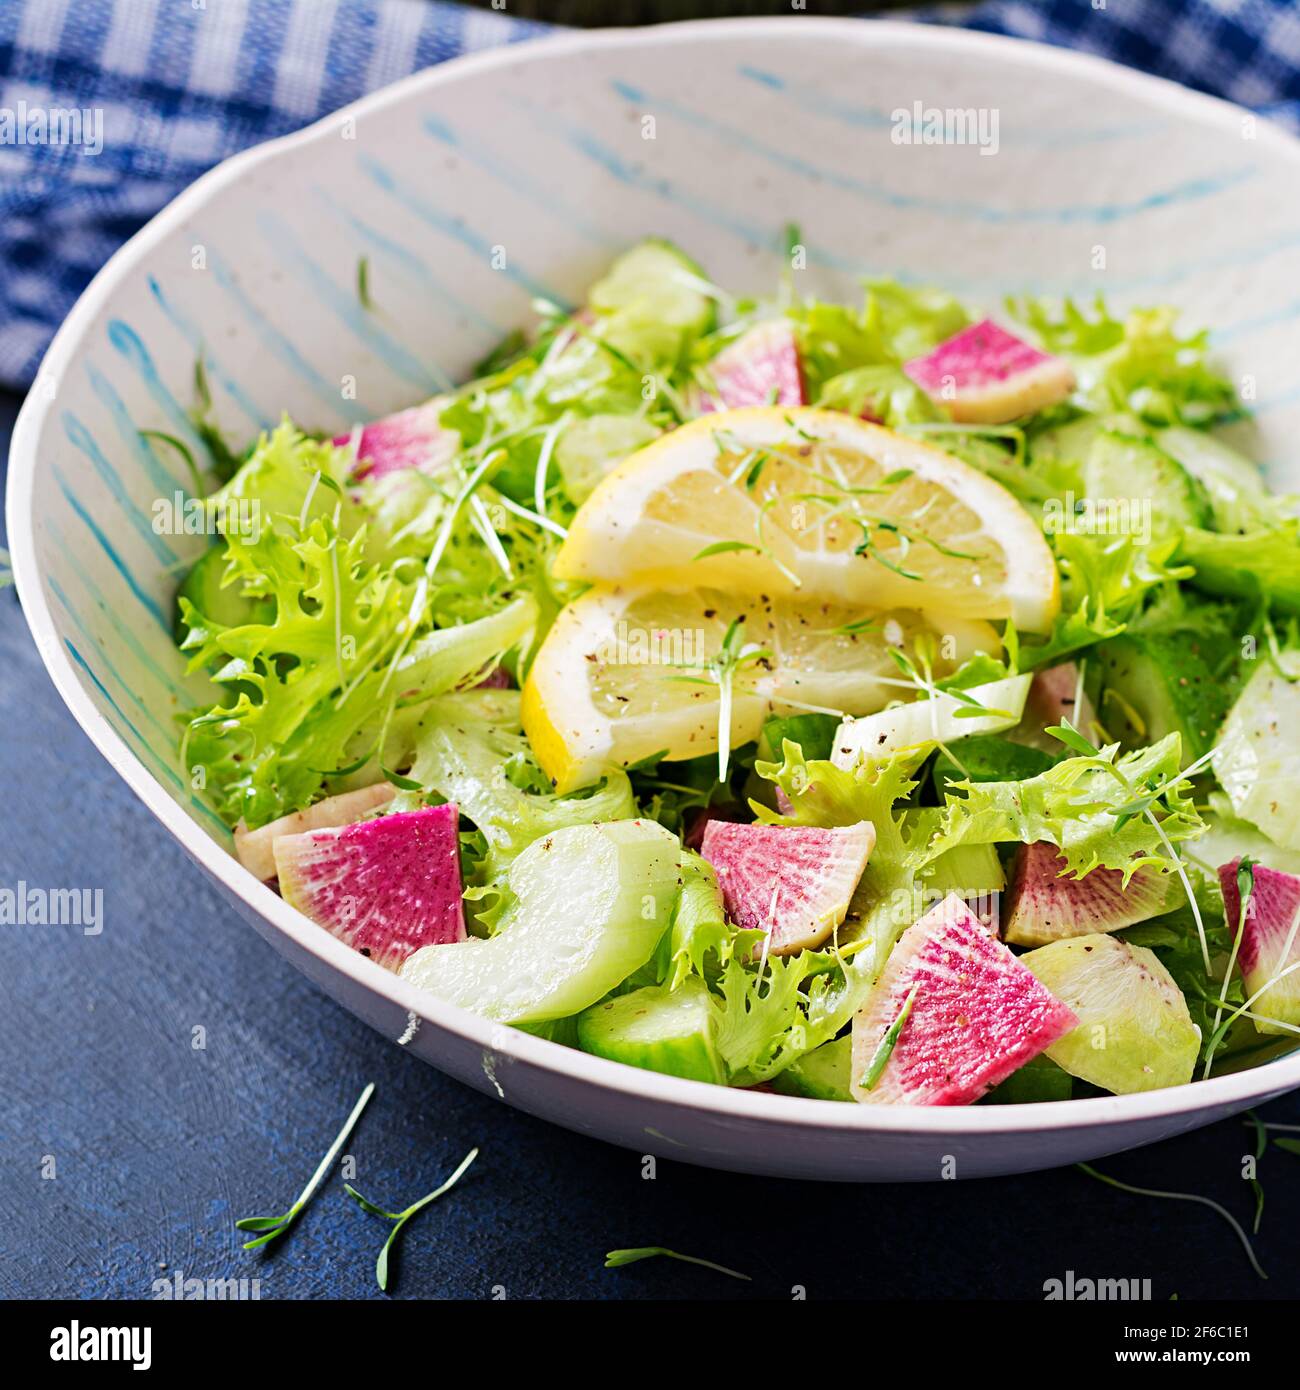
[{"x1": 0, "y1": 0, "x2": 1296, "y2": 390}]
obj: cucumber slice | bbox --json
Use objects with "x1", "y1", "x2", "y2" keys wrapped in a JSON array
[
  {"x1": 1022, "y1": 933, "x2": 1199, "y2": 1094},
  {"x1": 1156, "y1": 425, "x2": 1278, "y2": 534},
  {"x1": 400, "y1": 819, "x2": 681, "y2": 1023},
  {"x1": 577, "y1": 977, "x2": 724, "y2": 1083},
  {"x1": 983, "y1": 1053, "x2": 1073, "y2": 1104},
  {"x1": 555, "y1": 414, "x2": 660, "y2": 506},
  {"x1": 1095, "y1": 630, "x2": 1235, "y2": 760},
  {"x1": 1028, "y1": 415, "x2": 1112, "y2": 470},
  {"x1": 1082, "y1": 431, "x2": 1213, "y2": 538},
  {"x1": 831, "y1": 675, "x2": 1032, "y2": 767},
  {"x1": 771, "y1": 1035, "x2": 852, "y2": 1101},
  {"x1": 1176, "y1": 527, "x2": 1300, "y2": 614},
  {"x1": 174, "y1": 546, "x2": 269, "y2": 644},
  {"x1": 588, "y1": 239, "x2": 715, "y2": 339},
  {"x1": 516, "y1": 1015, "x2": 581, "y2": 1047},
  {"x1": 1212, "y1": 652, "x2": 1300, "y2": 851}
]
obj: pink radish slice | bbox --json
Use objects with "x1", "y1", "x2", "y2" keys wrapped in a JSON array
[
  {"x1": 1219, "y1": 858, "x2": 1300, "y2": 1032},
  {"x1": 853, "y1": 894, "x2": 1077, "y2": 1105},
  {"x1": 275, "y1": 803, "x2": 466, "y2": 971},
  {"x1": 475, "y1": 665, "x2": 514, "y2": 691},
  {"x1": 234, "y1": 783, "x2": 396, "y2": 882},
  {"x1": 1001, "y1": 841, "x2": 1178, "y2": 947},
  {"x1": 903, "y1": 319, "x2": 1074, "y2": 425},
  {"x1": 1026, "y1": 662, "x2": 1095, "y2": 732},
  {"x1": 699, "y1": 320, "x2": 805, "y2": 412},
  {"x1": 335, "y1": 399, "x2": 457, "y2": 480},
  {"x1": 700, "y1": 818, "x2": 874, "y2": 954}
]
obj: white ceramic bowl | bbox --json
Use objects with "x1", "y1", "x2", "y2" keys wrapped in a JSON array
[{"x1": 10, "y1": 18, "x2": 1300, "y2": 1181}]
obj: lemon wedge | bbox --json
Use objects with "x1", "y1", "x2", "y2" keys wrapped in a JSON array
[
  {"x1": 521, "y1": 584, "x2": 1000, "y2": 792},
  {"x1": 553, "y1": 406, "x2": 1058, "y2": 633}
]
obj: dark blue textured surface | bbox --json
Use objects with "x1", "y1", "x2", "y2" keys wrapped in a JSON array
[{"x1": 2, "y1": 387, "x2": 1299, "y2": 1301}]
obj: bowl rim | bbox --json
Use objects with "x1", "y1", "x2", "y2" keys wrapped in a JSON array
[{"x1": 9, "y1": 15, "x2": 1300, "y2": 1139}]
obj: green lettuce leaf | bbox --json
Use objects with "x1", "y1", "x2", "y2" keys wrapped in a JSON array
[
  {"x1": 1175, "y1": 524, "x2": 1300, "y2": 614},
  {"x1": 863, "y1": 279, "x2": 969, "y2": 362},
  {"x1": 1009, "y1": 297, "x2": 1237, "y2": 427},
  {"x1": 179, "y1": 417, "x2": 553, "y2": 828},
  {"x1": 727, "y1": 731, "x2": 1207, "y2": 1080},
  {"x1": 932, "y1": 733, "x2": 1205, "y2": 882},
  {"x1": 180, "y1": 514, "x2": 409, "y2": 828},
  {"x1": 211, "y1": 419, "x2": 361, "y2": 539},
  {"x1": 667, "y1": 851, "x2": 755, "y2": 991},
  {"x1": 393, "y1": 691, "x2": 636, "y2": 901},
  {"x1": 816, "y1": 364, "x2": 942, "y2": 428}
]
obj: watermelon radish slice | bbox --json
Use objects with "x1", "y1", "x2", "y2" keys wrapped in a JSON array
[
  {"x1": 334, "y1": 398, "x2": 457, "y2": 480},
  {"x1": 699, "y1": 820, "x2": 875, "y2": 955},
  {"x1": 475, "y1": 664, "x2": 514, "y2": 691},
  {"x1": 698, "y1": 320, "x2": 804, "y2": 412},
  {"x1": 851, "y1": 893, "x2": 1077, "y2": 1105},
  {"x1": 1009, "y1": 662, "x2": 1096, "y2": 753},
  {"x1": 1219, "y1": 858, "x2": 1300, "y2": 1033},
  {"x1": 682, "y1": 807, "x2": 747, "y2": 852},
  {"x1": 903, "y1": 320, "x2": 1074, "y2": 425},
  {"x1": 234, "y1": 783, "x2": 396, "y2": 882},
  {"x1": 275, "y1": 804, "x2": 466, "y2": 970},
  {"x1": 1002, "y1": 841, "x2": 1181, "y2": 948}
]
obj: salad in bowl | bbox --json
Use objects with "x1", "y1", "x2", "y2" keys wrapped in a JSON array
[{"x1": 173, "y1": 237, "x2": 1300, "y2": 1108}]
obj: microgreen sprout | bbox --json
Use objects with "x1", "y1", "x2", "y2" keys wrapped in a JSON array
[
  {"x1": 495, "y1": 491, "x2": 568, "y2": 540},
  {"x1": 884, "y1": 640, "x2": 1002, "y2": 775},
  {"x1": 235, "y1": 1081, "x2": 375, "y2": 1250},
  {"x1": 469, "y1": 494, "x2": 514, "y2": 580},
  {"x1": 194, "y1": 355, "x2": 213, "y2": 414},
  {"x1": 692, "y1": 540, "x2": 762, "y2": 561},
  {"x1": 858, "y1": 983, "x2": 919, "y2": 1091},
  {"x1": 725, "y1": 447, "x2": 774, "y2": 489},
  {"x1": 345, "y1": 1147, "x2": 479, "y2": 1292},
  {"x1": 1076, "y1": 1162, "x2": 1267, "y2": 1281},
  {"x1": 1204, "y1": 859, "x2": 1256, "y2": 1080},
  {"x1": 533, "y1": 415, "x2": 566, "y2": 519},
  {"x1": 381, "y1": 765, "x2": 423, "y2": 793},
  {"x1": 310, "y1": 749, "x2": 377, "y2": 778},
  {"x1": 663, "y1": 616, "x2": 772, "y2": 782},
  {"x1": 854, "y1": 519, "x2": 921, "y2": 580},
  {"x1": 833, "y1": 616, "x2": 881, "y2": 637},
  {"x1": 1245, "y1": 1108, "x2": 1267, "y2": 1233},
  {"x1": 1203, "y1": 957, "x2": 1300, "y2": 1075},
  {"x1": 140, "y1": 429, "x2": 206, "y2": 497},
  {"x1": 604, "y1": 1247, "x2": 751, "y2": 1282}
]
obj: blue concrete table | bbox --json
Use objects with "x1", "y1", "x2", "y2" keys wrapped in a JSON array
[{"x1": 2, "y1": 389, "x2": 1297, "y2": 1300}]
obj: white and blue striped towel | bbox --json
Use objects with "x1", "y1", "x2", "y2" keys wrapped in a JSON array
[{"x1": 0, "y1": 0, "x2": 1295, "y2": 389}]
